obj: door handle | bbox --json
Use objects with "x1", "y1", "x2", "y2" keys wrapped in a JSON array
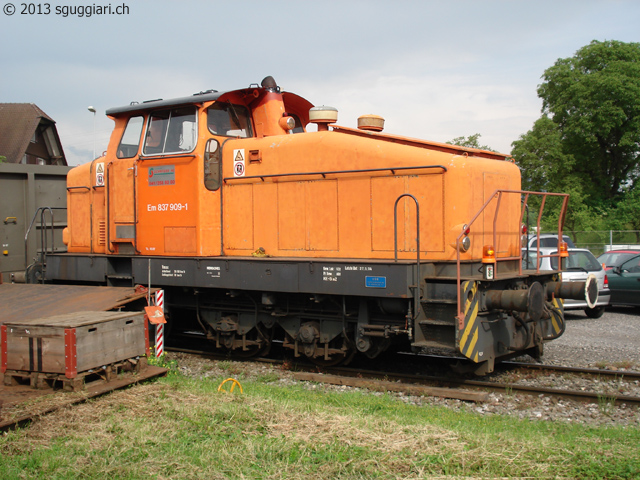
[{"x1": 3, "y1": 217, "x2": 17, "y2": 224}]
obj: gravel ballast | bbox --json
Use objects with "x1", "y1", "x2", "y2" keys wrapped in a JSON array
[{"x1": 172, "y1": 306, "x2": 640, "y2": 428}]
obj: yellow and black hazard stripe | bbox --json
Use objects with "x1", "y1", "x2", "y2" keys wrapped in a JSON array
[
  {"x1": 549, "y1": 296, "x2": 565, "y2": 337},
  {"x1": 459, "y1": 280, "x2": 481, "y2": 362}
]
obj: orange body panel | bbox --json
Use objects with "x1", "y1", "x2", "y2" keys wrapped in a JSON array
[{"x1": 65, "y1": 86, "x2": 521, "y2": 264}]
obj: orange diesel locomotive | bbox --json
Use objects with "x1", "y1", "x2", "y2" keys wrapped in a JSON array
[{"x1": 46, "y1": 77, "x2": 595, "y2": 373}]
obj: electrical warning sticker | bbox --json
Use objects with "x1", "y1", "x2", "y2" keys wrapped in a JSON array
[
  {"x1": 95, "y1": 162, "x2": 104, "y2": 187},
  {"x1": 233, "y1": 149, "x2": 245, "y2": 177},
  {"x1": 148, "y1": 165, "x2": 176, "y2": 186}
]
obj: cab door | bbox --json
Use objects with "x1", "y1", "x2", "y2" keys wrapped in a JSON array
[{"x1": 136, "y1": 106, "x2": 200, "y2": 256}]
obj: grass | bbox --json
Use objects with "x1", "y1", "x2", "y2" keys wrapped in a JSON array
[{"x1": 1, "y1": 372, "x2": 639, "y2": 479}]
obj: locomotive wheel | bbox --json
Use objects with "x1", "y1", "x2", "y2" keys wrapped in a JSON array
[
  {"x1": 310, "y1": 348, "x2": 356, "y2": 367},
  {"x1": 26, "y1": 262, "x2": 44, "y2": 284},
  {"x1": 230, "y1": 336, "x2": 273, "y2": 358},
  {"x1": 222, "y1": 324, "x2": 274, "y2": 358},
  {"x1": 361, "y1": 337, "x2": 392, "y2": 359},
  {"x1": 309, "y1": 335, "x2": 356, "y2": 367}
]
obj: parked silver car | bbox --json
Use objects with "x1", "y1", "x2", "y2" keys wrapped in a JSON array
[
  {"x1": 522, "y1": 247, "x2": 610, "y2": 318},
  {"x1": 523, "y1": 234, "x2": 576, "y2": 249}
]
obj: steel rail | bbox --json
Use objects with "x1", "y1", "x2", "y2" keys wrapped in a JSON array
[
  {"x1": 501, "y1": 360, "x2": 640, "y2": 379},
  {"x1": 165, "y1": 346, "x2": 640, "y2": 406},
  {"x1": 323, "y1": 365, "x2": 640, "y2": 407}
]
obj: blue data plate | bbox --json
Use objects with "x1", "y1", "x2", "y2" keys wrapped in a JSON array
[{"x1": 365, "y1": 276, "x2": 387, "y2": 288}]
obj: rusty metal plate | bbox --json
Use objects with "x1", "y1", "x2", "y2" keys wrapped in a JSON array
[{"x1": 0, "y1": 284, "x2": 152, "y2": 325}]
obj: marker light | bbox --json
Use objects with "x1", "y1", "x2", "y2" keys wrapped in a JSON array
[
  {"x1": 559, "y1": 242, "x2": 569, "y2": 257},
  {"x1": 482, "y1": 245, "x2": 496, "y2": 263},
  {"x1": 521, "y1": 223, "x2": 527, "y2": 235},
  {"x1": 279, "y1": 116, "x2": 296, "y2": 131},
  {"x1": 459, "y1": 235, "x2": 471, "y2": 252}
]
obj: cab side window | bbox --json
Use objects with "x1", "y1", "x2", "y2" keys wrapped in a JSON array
[
  {"x1": 143, "y1": 106, "x2": 197, "y2": 155},
  {"x1": 207, "y1": 103, "x2": 253, "y2": 137},
  {"x1": 117, "y1": 116, "x2": 144, "y2": 158},
  {"x1": 204, "y1": 139, "x2": 221, "y2": 191}
]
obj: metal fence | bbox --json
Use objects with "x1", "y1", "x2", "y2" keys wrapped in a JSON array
[{"x1": 564, "y1": 230, "x2": 640, "y2": 256}]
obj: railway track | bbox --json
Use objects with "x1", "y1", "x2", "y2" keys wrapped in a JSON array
[
  {"x1": 0, "y1": 366, "x2": 167, "y2": 433},
  {"x1": 321, "y1": 365, "x2": 640, "y2": 407},
  {"x1": 166, "y1": 346, "x2": 640, "y2": 407},
  {"x1": 3, "y1": 345, "x2": 637, "y2": 434}
]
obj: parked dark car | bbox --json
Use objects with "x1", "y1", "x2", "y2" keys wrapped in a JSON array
[{"x1": 597, "y1": 250, "x2": 640, "y2": 307}]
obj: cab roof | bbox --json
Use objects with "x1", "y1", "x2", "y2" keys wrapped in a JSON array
[{"x1": 106, "y1": 90, "x2": 223, "y2": 117}]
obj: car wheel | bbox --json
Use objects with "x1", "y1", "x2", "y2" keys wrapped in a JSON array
[{"x1": 584, "y1": 306, "x2": 605, "y2": 319}]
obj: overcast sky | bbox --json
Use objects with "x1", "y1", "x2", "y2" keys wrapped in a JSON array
[{"x1": 2, "y1": 0, "x2": 639, "y2": 165}]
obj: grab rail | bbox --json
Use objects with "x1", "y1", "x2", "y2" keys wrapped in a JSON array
[
  {"x1": 24, "y1": 206, "x2": 67, "y2": 282},
  {"x1": 223, "y1": 164, "x2": 447, "y2": 183},
  {"x1": 393, "y1": 193, "x2": 421, "y2": 321},
  {"x1": 454, "y1": 189, "x2": 570, "y2": 322}
]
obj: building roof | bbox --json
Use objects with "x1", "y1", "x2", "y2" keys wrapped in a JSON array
[{"x1": 0, "y1": 103, "x2": 67, "y2": 165}]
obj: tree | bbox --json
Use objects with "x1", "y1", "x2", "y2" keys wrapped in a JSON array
[
  {"x1": 512, "y1": 116, "x2": 590, "y2": 234},
  {"x1": 611, "y1": 188, "x2": 640, "y2": 241},
  {"x1": 446, "y1": 133, "x2": 495, "y2": 151},
  {"x1": 511, "y1": 115, "x2": 576, "y2": 193},
  {"x1": 537, "y1": 40, "x2": 640, "y2": 203}
]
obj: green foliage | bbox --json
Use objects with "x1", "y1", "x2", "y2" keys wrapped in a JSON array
[
  {"x1": 447, "y1": 133, "x2": 495, "y2": 151},
  {"x1": 147, "y1": 348, "x2": 179, "y2": 375},
  {"x1": 613, "y1": 188, "x2": 640, "y2": 234},
  {"x1": 1, "y1": 374, "x2": 639, "y2": 479},
  {"x1": 537, "y1": 40, "x2": 640, "y2": 202},
  {"x1": 512, "y1": 40, "x2": 640, "y2": 233},
  {"x1": 0, "y1": 155, "x2": 6, "y2": 164},
  {"x1": 512, "y1": 115, "x2": 576, "y2": 193}
]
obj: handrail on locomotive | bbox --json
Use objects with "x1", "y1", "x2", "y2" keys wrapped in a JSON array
[
  {"x1": 455, "y1": 189, "x2": 595, "y2": 324},
  {"x1": 23, "y1": 206, "x2": 67, "y2": 284},
  {"x1": 393, "y1": 193, "x2": 421, "y2": 325}
]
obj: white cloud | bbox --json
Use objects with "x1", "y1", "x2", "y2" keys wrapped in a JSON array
[{"x1": 2, "y1": 0, "x2": 638, "y2": 163}]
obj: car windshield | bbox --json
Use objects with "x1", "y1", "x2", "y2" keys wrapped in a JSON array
[
  {"x1": 529, "y1": 235, "x2": 576, "y2": 248},
  {"x1": 522, "y1": 251, "x2": 537, "y2": 269},
  {"x1": 521, "y1": 249, "x2": 555, "y2": 270},
  {"x1": 550, "y1": 250, "x2": 602, "y2": 271},
  {"x1": 619, "y1": 256, "x2": 640, "y2": 273},
  {"x1": 598, "y1": 251, "x2": 640, "y2": 267}
]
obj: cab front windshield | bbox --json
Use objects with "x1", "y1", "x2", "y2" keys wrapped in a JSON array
[
  {"x1": 207, "y1": 102, "x2": 252, "y2": 137},
  {"x1": 143, "y1": 106, "x2": 197, "y2": 155}
]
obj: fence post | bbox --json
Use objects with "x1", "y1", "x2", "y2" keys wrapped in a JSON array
[{"x1": 610, "y1": 230, "x2": 613, "y2": 250}]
